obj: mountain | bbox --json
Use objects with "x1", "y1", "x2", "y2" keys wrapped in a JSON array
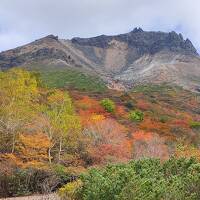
[{"x1": 0, "y1": 28, "x2": 200, "y2": 91}]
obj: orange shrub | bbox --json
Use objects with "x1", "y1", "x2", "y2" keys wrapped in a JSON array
[
  {"x1": 75, "y1": 96, "x2": 104, "y2": 113},
  {"x1": 136, "y1": 99, "x2": 151, "y2": 111},
  {"x1": 140, "y1": 118, "x2": 170, "y2": 135},
  {"x1": 115, "y1": 105, "x2": 127, "y2": 117},
  {"x1": 132, "y1": 131, "x2": 169, "y2": 160},
  {"x1": 84, "y1": 118, "x2": 131, "y2": 164},
  {"x1": 132, "y1": 130, "x2": 153, "y2": 141}
]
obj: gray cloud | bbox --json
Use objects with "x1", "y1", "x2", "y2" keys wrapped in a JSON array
[{"x1": 0, "y1": 0, "x2": 199, "y2": 52}]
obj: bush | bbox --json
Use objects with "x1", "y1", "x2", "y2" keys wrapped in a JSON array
[
  {"x1": 190, "y1": 121, "x2": 200, "y2": 129},
  {"x1": 51, "y1": 164, "x2": 72, "y2": 187},
  {"x1": 124, "y1": 101, "x2": 134, "y2": 109},
  {"x1": 159, "y1": 115, "x2": 169, "y2": 123},
  {"x1": 58, "y1": 180, "x2": 82, "y2": 200},
  {"x1": 0, "y1": 166, "x2": 72, "y2": 198},
  {"x1": 73, "y1": 158, "x2": 200, "y2": 200},
  {"x1": 100, "y1": 98, "x2": 115, "y2": 113},
  {"x1": 129, "y1": 110, "x2": 144, "y2": 122},
  {"x1": 0, "y1": 168, "x2": 60, "y2": 198}
]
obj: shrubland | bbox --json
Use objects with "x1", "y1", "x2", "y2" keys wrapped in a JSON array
[
  {"x1": 61, "y1": 158, "x2": 200, "y2": 200},
  {"x1": 0, "y1": 68, "x2": 200, "y2": 198},
  {"x1": 40, "y1": 69, "x2": 107, "y2": 93}
]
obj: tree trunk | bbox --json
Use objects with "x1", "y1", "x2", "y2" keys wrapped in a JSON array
[
  {"x1": 11, "y1": 132, "x2": 15, "y2": 153},
  {"x1": 58, "y1": 138, "x2": 62, "y2": 163},
  {"x1": 48, "y1": 128, "x2": 53, "y2": 164},
  {"x1": 48, "y1": 147, "x2": 52, "y2": 164}
]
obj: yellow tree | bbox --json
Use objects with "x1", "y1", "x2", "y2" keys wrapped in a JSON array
[
  {"x1": 0, "y1": 68, "x2": 38, "y2": 153},
  {"x1": 41, "y1": 89, "x2": 81, "y2": 163}
]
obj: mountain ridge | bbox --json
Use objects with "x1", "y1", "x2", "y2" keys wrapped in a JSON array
[
  {"x1": 0, "y1": 28, "x2": 200, "y2": 92},
  {"x1": 71, "y1": 28, "x2": 198, "y2": 56}
]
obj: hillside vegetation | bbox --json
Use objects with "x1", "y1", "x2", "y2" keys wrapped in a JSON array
[
  {"x1": 59, "y1": 158, "x2": 200, "y2": 200},
  {"x1": 0, "y1": 68, "x2": 200, "y2": 199},
  {"x1": 40, "y1": 69, "x2": 107, "y2": 92}
]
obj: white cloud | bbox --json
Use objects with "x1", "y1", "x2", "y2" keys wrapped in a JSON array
[{"x1": 0, "y1": 0, "x2": 199, "y2": 52}]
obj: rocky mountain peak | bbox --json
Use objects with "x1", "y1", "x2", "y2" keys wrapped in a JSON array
[
  {"x1": 0, "y1": 28, "x2": 199, "y2": 92},
  {"x1": 131, "y1": 27, "x2": 144, "y2": 33},
  {"x1": 71, "y1": 28, "x2": 198, "y2": 56},
  {"x1": 34, "y1": 34, "x2": 59, "y2": 43},
  {"x1": 41, "y1": 34, "x2": 58, "y2": 40}
]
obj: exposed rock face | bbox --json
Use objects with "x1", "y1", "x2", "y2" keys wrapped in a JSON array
[
  {"x1": 72, "y1": 28, "x2": 198, "y2": 56},
  {"x1": 0, "y1": 28, "x2": 200, "y2": 91}
]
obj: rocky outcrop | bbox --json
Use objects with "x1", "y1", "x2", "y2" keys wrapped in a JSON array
[{"x1": 72, "y1": 28, "x2": 198, "y2": 56}]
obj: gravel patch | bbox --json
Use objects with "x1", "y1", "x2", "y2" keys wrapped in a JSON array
[{"x1": 0, "y1": 194, "x2": 60, "y2": 200}]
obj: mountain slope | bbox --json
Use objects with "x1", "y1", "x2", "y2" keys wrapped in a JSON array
[{"x1": 0, "y1": 28, "x2": 200, "y2": 91}]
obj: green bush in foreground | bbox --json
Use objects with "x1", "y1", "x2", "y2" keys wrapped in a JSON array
[
  {"x1": 60, "y1": 158, "x2": 200, "y2": 200},
  {"x1": 129, "y1": 110, "x2": 144, "y2": 122},
  {"x1": 100, "y1": 98, "x2": 115, "y2": 113}
]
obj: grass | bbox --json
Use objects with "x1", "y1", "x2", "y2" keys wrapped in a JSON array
[
  {"x1": 40, "y1": 69, "x2": 107, "y2": 93},
  {"x1": 131, "y1": 84, "x2": 182, "y2": 95}
]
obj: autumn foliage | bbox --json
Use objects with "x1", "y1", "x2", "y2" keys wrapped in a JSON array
[
  {"x1": 84, "y1": 117, "x2": 131, "y2": 164},
  {"x1": 0, "y1": 69, "x2": 200, "y2": 197}
]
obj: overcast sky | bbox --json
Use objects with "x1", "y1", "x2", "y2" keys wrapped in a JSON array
[{"x1": 0, "y1": 0, "x2": 199, "y2": 52}]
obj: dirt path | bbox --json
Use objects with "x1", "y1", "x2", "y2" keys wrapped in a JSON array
[{"x1": 0, "y1": 194, "x2": 60, "y2": 200}]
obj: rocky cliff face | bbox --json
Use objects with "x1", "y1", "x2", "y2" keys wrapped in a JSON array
[
  {"x1": 72, "y1": 28, "x2": 198, "y2": 56},
  {"x1": 0, "y1": 28, "x2": 200, "y2": 91}
]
